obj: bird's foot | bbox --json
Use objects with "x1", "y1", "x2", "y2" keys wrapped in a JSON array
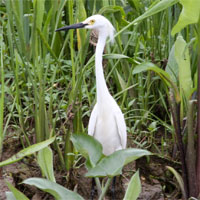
[
  {"x1": 90, "y1": 178, "x2": 96, "y2": 200},
  {"x1": 111, "y1": 176, "x2": 116, "y2": 200}
]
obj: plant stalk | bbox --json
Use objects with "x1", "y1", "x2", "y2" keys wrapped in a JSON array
[
  {"x1": 169, "y1": 90, "x2": 188, "y2": 199},
  {"x1": 95, "y1": 177, "x2": 102, "y2": 196},
  {"x1": 186, "y1": 100, "x2": 198, "y2": 197},
  {"x1": 0, "y1": 26, "x2": 4, "y2": 177},
  {"x1": 98, "y1": 177, "x2": 112, "y2": 200},
  {"x1": 197, "y1": 54, "x2": 200, "y2": 195}
]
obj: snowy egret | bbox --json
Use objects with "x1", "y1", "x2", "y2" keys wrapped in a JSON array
[{"x1": 56, "y1": 15, "x2": 127, "y2": 155}]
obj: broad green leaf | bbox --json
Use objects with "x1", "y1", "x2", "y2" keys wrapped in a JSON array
[
  {"x1": 6, "y1": 192, "x2": 16, "y2": 200},
  {"x1": 103, "y1": 54, "x2": 135, "y2": 64},
  {"x1": 166, "y1": 45, "x2": 179, "y2": 84},
  {"x1": 174, "y1": 35, "x2": 193, "y2": 100},
  {"x1": 23, "y1": 178, "x2": 84, "y2": 200},
  {"x1": 171, "y1": 0, "x2": 200, "y2": 35},
  {"x1": 6, "y1": 182, "x2": 29, "y2": 200},
  {"x1": 133, "y1": 62, "x2": 181, "y2": 102},
  {"x1": 104, "y1": 54, "x2": 129, "y2": 59},
  {"x1": 166, "y1": 166, "x2": 186, "y2": 198},
  {"x1": 85, "y1": 54, "x2": 136, "y2": 69},
  {"x1": 133, "y1": 62, "x2": 171, "y2": 86},
  {"x1": 38, "y1": 147, "x2": 56, "y2": 182},
  {"x1": 86, "y1": 148, "x2": 151, "y2": 177},
  {"x1": 0, "y1": 136, "x2": 56, "y2": 167},
  {"x1": 123, "y1": 170, "x2": 141, "y2": 200},
  {"x1": 70, "y1": 134, "x2": 103, "y2": 167}
]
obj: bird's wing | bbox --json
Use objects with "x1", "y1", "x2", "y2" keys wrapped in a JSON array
[
  {"x1": 88, "y1": 104, "x2": 98, "y2": 136},
  {"x1": 115, "y1": 110, "x2": 127, "y2": 149}
]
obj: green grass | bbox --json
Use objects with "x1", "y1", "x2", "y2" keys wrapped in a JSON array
[{"x1": 0, "y1": 0, "x2": 185, "y2": 160}]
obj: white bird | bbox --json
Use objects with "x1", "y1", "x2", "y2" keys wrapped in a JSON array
[{"x1": 56, "y1": 15, "x2": 127, "y2": 156}]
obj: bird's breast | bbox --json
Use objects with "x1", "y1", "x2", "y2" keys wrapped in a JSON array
[{"x1": 94, "y1": 110, "x2": 122, "y2": 155}]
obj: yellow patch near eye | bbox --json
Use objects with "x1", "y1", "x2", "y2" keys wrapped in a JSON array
[{"x1": 90, "y1": 19, "x2": 95, "y2": 25}]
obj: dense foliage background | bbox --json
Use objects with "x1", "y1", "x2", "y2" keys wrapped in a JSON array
[{"x1": 0, "y1": 0, "x2": 200, "y2": 199}]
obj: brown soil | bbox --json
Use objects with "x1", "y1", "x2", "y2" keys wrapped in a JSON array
[{"x1": 0, "y1": 133, "x2": 181, "y2": 200}]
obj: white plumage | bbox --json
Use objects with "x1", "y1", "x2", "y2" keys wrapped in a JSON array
[
  {"x1": 85, "y1": 15, "x2": 127, "y2": 155},
  {"x1": 56, "y1": 15, "x2": 127, "y2": 156}
]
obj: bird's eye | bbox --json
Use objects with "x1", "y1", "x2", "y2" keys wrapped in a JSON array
[{"x1": 90, "y1": 19, "x2": 95, "y2": 25}]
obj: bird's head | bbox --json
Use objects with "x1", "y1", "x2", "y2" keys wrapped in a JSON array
[{"x1": 56, "y1": 15, "x2": 115, "y2": 43}]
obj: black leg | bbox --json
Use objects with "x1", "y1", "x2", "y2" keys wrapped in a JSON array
[
  {"x1": 111, "y1": 176, "x2": 116, "y2": 200},
  {"x1": 90, "y1": 178, "x2": 96, "y2": 200}
]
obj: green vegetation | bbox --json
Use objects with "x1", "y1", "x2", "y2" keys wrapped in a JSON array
[
  {"x1": 7, "y1": 134, "x2": 149, "y2": 200},
  {"x1": 0, "y1": 0, "x2": 200, "y2": 199}
]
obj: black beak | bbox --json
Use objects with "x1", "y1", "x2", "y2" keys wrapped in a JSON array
[{"x1": 55, "y1": 23, "x2": 88, "y2": 32}]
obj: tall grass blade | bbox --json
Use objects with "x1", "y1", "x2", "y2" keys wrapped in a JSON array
[
  {"x1": 115, "y1": 0, "x2": 179, "y2": 38},
  {"x1": 6, "y1": 182, "x2": 29, "y2": 200},
  {"x1": 0, "y1": 23, "x2": 4, "y2": 159},
  {"x1": 0, "y1": 136, "x2": 56, "y2": 167}
]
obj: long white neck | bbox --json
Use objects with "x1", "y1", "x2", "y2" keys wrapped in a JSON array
[{"x1": 95, "y1": 31, "x2": 110, "y2": 104}]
